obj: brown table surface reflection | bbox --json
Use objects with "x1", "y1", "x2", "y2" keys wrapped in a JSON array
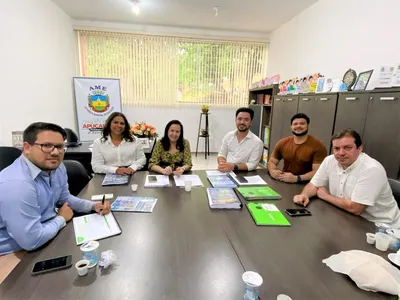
[
  {"x1": 197, "y1": 170, "x2": 395, "y2": 300},
  {"x1": 0, "y1": 170, "x2": 396, "y2": 299}
]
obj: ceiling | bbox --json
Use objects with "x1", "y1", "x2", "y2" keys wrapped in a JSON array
[{"x1": 53, "y1": 0, "x2": 317, "y2": 34}]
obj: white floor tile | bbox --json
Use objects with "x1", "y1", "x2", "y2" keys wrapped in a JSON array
[{"x1": 191, "y1": 152, "x2": 218, "y2": 170}]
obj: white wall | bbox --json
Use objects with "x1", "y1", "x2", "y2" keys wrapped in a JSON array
[
  {"x1": 0, "y1": 1, "x2": 254, "y2": 151},
  {"x1": 267, "y1": 0, "x2": 400, "y2": 88},
  {"x1": 0, "y1": 0, "x2": 77, "y2": 145},
  {"x1": 123, "y1": 106, "x2": 238, "y2": 153}
]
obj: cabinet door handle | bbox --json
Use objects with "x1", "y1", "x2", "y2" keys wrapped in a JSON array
[
  {"x1": 302, "y1": 98, "x2": 310, "y2": 101},
  {"x1": 287, "y1": 98, "x2": 293, "y2": 101},
  {"x1": 319, "y1": 98, "x2": 329, "y2": 101},
  {"x1": 380, "y1": 97, "x2": 396, "y2": 101},
  {"x1": 275, "y1": 98, "x2": 281, "y2": 101},
  {"x1": 345, "y1": 97, "x2": 358, "y2": 101}
]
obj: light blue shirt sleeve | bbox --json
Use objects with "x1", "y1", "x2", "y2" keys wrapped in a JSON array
[
  {"x1": 56, "y1": 164, "x2": 94, "y2": 213},
  {"x1": 0, "y1": 180, "x2": 66, "y2": 251}
]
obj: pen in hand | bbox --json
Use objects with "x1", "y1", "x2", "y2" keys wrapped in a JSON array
[{"x1": 101, "y1": 194, "x2": 105, "y2": 212}]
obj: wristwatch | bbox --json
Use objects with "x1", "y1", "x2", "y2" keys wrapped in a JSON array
[
  {"x1": 297, "y1": 175, "x2": 301, "y2": 183},
  {"x1": 234, "y1": 164, "x2": 239, "y2": 171}
]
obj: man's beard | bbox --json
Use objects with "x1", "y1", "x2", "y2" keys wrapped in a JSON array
[
  {"x1": 292, "y1": 129, "x2": 308, "y2": 137},
  {"x1": 238, "y1": 126, "x2": 249, "y2": 132}
]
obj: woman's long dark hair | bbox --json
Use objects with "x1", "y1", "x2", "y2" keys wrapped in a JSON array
[
  {"x1": 101, "y1": 112, "x2": 134, "y2": 142},
  {"x1": 161, "y1": 120, "x2": 184, "y2": 151}
]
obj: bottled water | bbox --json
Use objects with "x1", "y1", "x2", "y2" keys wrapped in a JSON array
[{"x1": 242, "y1": 271, "x2": 262, "y2": 300}]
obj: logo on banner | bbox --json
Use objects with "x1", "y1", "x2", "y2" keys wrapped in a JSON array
[{"x1": 87, "y1": 86, "x2": 110, "y2": 113}]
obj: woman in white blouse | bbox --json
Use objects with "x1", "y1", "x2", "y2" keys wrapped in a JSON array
[{"x1": 91, "y1": 112, "x2": 146, "y2": 174}]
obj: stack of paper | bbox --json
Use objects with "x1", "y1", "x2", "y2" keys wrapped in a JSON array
[
  {"x1": 206, "y1": 188, "x2": 242, "y2": 209},
  {"x1": 144, "y1": 175, "x2": 171, "y2": 188},
  {"x1": 236, "y1": 186, "x2": 281, "y2": 200},
  {"x1": 173, "y1": 174, "x2": 203, "y2": 187},
  {"x1": 111, "y1": 196, "x2": 158, "y2": 213}
]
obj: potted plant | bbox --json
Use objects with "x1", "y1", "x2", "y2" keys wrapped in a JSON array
[
  {"x1": 201, "y1": 104, "x2": 210, "y2": 113},
  {"x1": 200, "y1": 129, "x2": 208, "y2": 136}
]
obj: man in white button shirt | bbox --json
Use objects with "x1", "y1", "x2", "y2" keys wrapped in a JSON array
[
  {"x1": 293, "y1": 129, "x2": 400, "y2": 228},
  {"x1": 217, "y1": 107, "x2": 263, "y2": 172}
]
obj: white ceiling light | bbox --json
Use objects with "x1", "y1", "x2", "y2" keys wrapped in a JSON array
[{"x1": 132, "y1": 0, "x2": 140, "y2": 16}]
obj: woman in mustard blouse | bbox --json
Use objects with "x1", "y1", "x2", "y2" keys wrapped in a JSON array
[{"x1": 149, "y1": 120, "x2": 192, "y2": 175}]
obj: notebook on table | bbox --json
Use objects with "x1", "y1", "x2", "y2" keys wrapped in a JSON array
[
  {"x1": 101, "y1": 174, "x2": 130, "y2": 186},
  {"x1": 207, "y1": 175, "x2": 237, "y2": 188},
  {"x1": 236, "y1": 186, "x2": 281, "y2": 200},
  {"x1": 206, "y1": 188, "x2": 242, "y2": 210},
  {"x1": 111, "y1": 196, "x2": 158, "y2": 213},
  {"x1": 73, "y1": 212, "x2": 122, "y2": 245},
  {"x1": 247, "y1": 203, "x2": 290, "y2": 226}
]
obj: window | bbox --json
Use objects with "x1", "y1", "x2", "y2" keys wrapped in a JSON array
[{"x1": 78, "y1": 31, "x2": 268, "y2": 107}]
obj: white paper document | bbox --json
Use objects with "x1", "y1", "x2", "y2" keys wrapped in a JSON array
[
  {"x1": 173, "y1": 174, "x2": 203, "y2": 187},
  {"x1": 206, "y1": 170, "x2": 227, "y2": 176},
  {"x1": 73, "y1": 213, "x2": 121, "y2": 245},
  {"x1": 229, "y1": 172, "x2": 267, "y2": 186},
  {"x1": 144, "y1": 175, "x2": 171, "y2": 187},
  {"x1": 91, "y1": 193, "x2": 114, "y2": 201}
]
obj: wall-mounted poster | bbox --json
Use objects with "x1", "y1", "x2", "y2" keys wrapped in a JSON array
[{"x1": 73, "y1": 77, "x2": 122, "y2": 141}]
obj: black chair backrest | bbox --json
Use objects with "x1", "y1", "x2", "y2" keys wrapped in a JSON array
[
  {"x1": 389, "y1": 178, "x2": 400, "y2": 208},
  {"x1": 64, "y1": 160, "x2": 91, "y2": 196},
  {"x1": 64, "y1": 128, "x2": 81, "y2": 147},
  {"x1": 0, "y1": 147, "x2": 22, "y2": 172}
]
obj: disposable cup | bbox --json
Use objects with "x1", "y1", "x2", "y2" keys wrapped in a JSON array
[
  {"x1": 366, "y1": 233, "x2": 376, "y2": 244},
  {"x1": 75, "y1": 259, "x2": 90, "y2": 276},
  {"x1": 184, "y1": 180, "x2": 192, "y2": 192},
  {"x1": 80, "y1": 241, "x2": 99, "y2": 267},
  {"x1": 131, "y1": 184, "x2": 138, "y2": 192},
  {"x1": 375, "y1": 232, "x2": 390, "y2": 251}
]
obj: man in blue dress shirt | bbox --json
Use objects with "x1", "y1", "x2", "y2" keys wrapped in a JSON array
[{"x1": 0, "y1": 122, "x2": 110, "y2": 255}]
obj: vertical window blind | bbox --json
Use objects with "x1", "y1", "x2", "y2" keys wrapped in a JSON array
[{"x1": 78, "y1": 31, "x2": 268, "y2": 107}]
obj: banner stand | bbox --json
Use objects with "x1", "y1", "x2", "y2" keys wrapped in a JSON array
[{"x1": 73, "y1": 77, "x2": 122, "y2": 142}]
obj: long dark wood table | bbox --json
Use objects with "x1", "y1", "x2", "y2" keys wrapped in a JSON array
[{"x1": 0, "y1": 170, "x2": 396, "y2": 299}]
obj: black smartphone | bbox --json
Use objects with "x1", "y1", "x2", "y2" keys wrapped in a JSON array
[
  {"x1": 285, "y1": 208, "x2": 312, "y2": 217},
  {"x1": 148, "y1": 175, "x2": 158, "y2": 183},
  {"x1": 235, "y1": 175, "x2": 248, "y2": 183},
  {"x1": 31, "y1": 255, "x2": 72, "y2": 276}
]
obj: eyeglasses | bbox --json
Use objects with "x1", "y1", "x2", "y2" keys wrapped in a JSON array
[{"x1": 33, "y1": 143, "x2": 65, "y2": 153}]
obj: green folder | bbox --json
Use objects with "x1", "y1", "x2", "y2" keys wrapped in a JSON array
[
  {"x1": 247, "y1": 202, "x2": 291, "y2": 226},
  {"x1": 236, "y1": 186, "x2": 281, "y2": 200}
]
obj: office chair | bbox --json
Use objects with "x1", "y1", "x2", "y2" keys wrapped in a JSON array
[
  {"x1": 64, "y1": 128, "x2": 81, "y2": 147},
  {"x1": 0, "y1": 147, "x2": 22, "y2": 172},
  {"x1": 388, "y1": 178, "x2": 400, "y2": 208},
  {"x1": 64, "y1": 160, "x2": 91, "y2": 196}
]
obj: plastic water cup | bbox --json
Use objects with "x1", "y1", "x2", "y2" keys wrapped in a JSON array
[
  {"x1": 80, "y1": 241, "x2": 99, "y2": 267},
  {"x1": 242, "y1": 271, "x2": 263, "y2": 300},
  {"x1": 277, "y1": 295, "x2": 292, "y2": 300},
  {"x1": 375, "y1": 232, "x2": 390, "y2": 251},
  {"x1": 75, "y1": 259, "x2": 90, "y2": 276},
  {"x1": 131, "y1": 184, "x2": 138, "y2": 192},
  {"x1": 184, "y1": 180, "x2": 192, "y2": 192},
  {"x1": 366, "y1": 233, "x2": 376, "y2": 244}
]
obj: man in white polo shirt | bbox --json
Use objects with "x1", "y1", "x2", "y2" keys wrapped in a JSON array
[
  {"x1": 293, "y1": 128, "x2": 400, "y2": 228},
  {"x1": 217, "y1": 107, "x2": 263, "y2": 172}
]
